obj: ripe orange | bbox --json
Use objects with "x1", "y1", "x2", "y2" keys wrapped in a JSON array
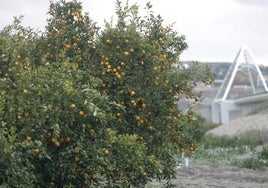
[
  {"x1": 79, "y1": 110, "x2": 85, "y2": 116},
  {"x1": 49, "y1": 182, "x2": 55, "y2": 187},
  {"x1": 65, "y1": 137, "x2": 71, "y2": 142},
  {"x1": 26, "y1": 142, "x2": 30, "y2": 148},
  {"x1": 130, "y1": 90, "x2": 135, "y2": 96},
  {"x1": 141, "y1": 103, "x2": 146, "y2": 109},
  {"x1": 24, "y1": 112, "x2": 30, "y2": 117},
  {"x1": 91, "y1": 174, "x2": 97, "y2": 180},
  {"x1": 106, "y1": 39, "x2": 112, "y2": 44},
  {"x1": 189, "y1": 146, "x2": 195, "y2": 152},
  {"x1": 103, "y1": 149, "x2": 110, "y2": 155},
  {"x1": 26, "y1": 136, "x2": 32, "y2": 141},
  {"x1": 34, "y1": 148, "x2": 41, "y2": 153},
  {"x1": 54, "y1": 141, "x2": 60, "y2": 147},
  {"x1": 143, "y1": 172, "x2": 147, "y2": 177},
  {"x1": 17, "y1": 115, "x2": 22, "y2": 120},
  {"x1": 73, "y1": 42, "x2": 78, "y2": 47},
  {"x1": 74, "y1": 156, "x2": 80, "y2": 163},
  {"x1": 23, "y1": 89, "x2": 29, "y2": 94},
  {"x1": 70, "y1": 103, "x2": 76, "y2": 109},
  {"x1": 159, "y1": 26, "x2": 165, "y2": 31},
  {"x1": 65, "y1": 44, "x2": 71, "y2": 50},
  {"x1": 116, "y1": 74, "x2": 122, "y2": 79},
  {"x1": 123, "y1": 51, "x2": 129, "y2": 56},
  {"x1": 135, "y1": 115, "x2": 140, "y2": 121}
]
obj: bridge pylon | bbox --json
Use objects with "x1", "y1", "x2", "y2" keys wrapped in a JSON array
[
  {"x1": 214, "y1": 45, "x2": 268, "y2": 102},
  {"x1": 212, "y1": 46, "x2": 268, "y2": 123}
]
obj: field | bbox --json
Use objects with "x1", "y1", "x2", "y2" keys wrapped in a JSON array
[
  {"x1": 149, "y1": 162, "x2": 268, "y2": 188},
  {"x1": 147, "y1": 115, "x2": 268, "y2": 188}
]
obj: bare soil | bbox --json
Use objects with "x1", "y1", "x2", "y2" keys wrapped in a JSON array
[{"x1": 148, "y1": 161, "x2": 268, "y2": 188}]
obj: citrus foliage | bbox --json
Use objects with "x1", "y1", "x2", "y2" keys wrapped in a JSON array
[
  {"x1": 91, "y1": 1, "x2": 213, "y2": 179},
  {"x1": 44, "y1": 0, "x2": 98, "y2": 69},
  {"x1": 0, "y1": 0, "x2": 214, "y2": 187}
]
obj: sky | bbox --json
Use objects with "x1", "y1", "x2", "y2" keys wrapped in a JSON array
[{"x1": 1, "y1": 0, "x2": 268, "y2": 65}]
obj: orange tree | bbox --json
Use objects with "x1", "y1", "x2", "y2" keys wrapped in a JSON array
[
  {"x1": 0, "y1": 1, "x2": 162, "y2": 187},
  {"x1": 91, "y1": 0, "x2": 214, "y2": 180},
  {"x1": 0, "y1": 0, "x2": 214, "y2": 187},
  {"x1": 0, "y1": 46, "x2": 161, "y2": 187}
]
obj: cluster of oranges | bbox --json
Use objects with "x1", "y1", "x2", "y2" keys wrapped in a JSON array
[
  {"x1": 71, "y1": 9, "x2": 83, "y2": 22},
  {"x1": 99, "y1": 54, "x2": 128, "y2": 80}
]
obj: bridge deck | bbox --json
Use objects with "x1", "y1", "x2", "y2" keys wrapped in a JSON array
[{"x1": 230, "y1": 92, "x2": 268, "y2": 104}]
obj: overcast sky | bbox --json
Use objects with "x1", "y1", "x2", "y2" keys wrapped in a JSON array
[{"x1": 1, "y1": 0, "x2": 268, "y2": 65}]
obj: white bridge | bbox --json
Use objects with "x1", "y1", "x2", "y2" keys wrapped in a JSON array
[{"x1": 199, "y1": 46, "x2": 268, "y2": 124}]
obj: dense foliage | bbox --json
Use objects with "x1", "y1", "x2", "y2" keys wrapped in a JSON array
[{"x1": 0, "y1": 0, "x2": 213, "y2": 187}]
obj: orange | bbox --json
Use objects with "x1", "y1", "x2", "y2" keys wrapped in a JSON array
[
  {"x1": 123, "y1": 51, "x2": 129, "y2": 56},
  {"x1": 70, "y1": 103, "x2": 76, "y2": 109},
  {"x1": 26, "y1": 142, "x2": 30, "y2": 148},
  {"x1": 23, "y1": 89, "x2": 29, "y2": 94},
  {"x1": 135, "y1": 115, "x2": 140, "y2": 121},
  {"x1": 130, "y1": 91, "x2": 135, "y2": 96},
  {"x1": 141, "y1": 103, "x2": 146, "y2": 109},
  {"x1": 24, "y1": 112, "x2": 30, "y2": 117},
  {"x1": 54, "y1": 141, "x2": 60, "y2": 147},
  {"x1": 106, "y1": 39, "x2": 112, "y2": 44},
  {"x1": 74, "y1": 156, "x2": 80, "y2": 163},
  {"x1": 79, "y1": 110, "x2": 85, "y2": 116},
  {"x1": 103, "y1": 149, "x2": 110, "y2": 155},
  {"x1": 34, "y1": 148, "x2": 41, "y2": 153},
  {"x1": 65, "y1": 44, "x2": 71, "y2": 50},
  {"x1": 91, "y1": 174, "x2": 97, "y2": 180},
  {"x1": 65, "y1": 137, "x2": 71, "y2": 142},
  {"x1": 17, "y1": 115, "x2": 22, "y2": 120}
]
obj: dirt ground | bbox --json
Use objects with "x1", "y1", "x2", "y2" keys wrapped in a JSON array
[{"x1": 148, "y1": 161, "x2": 268, "y2": 188}]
